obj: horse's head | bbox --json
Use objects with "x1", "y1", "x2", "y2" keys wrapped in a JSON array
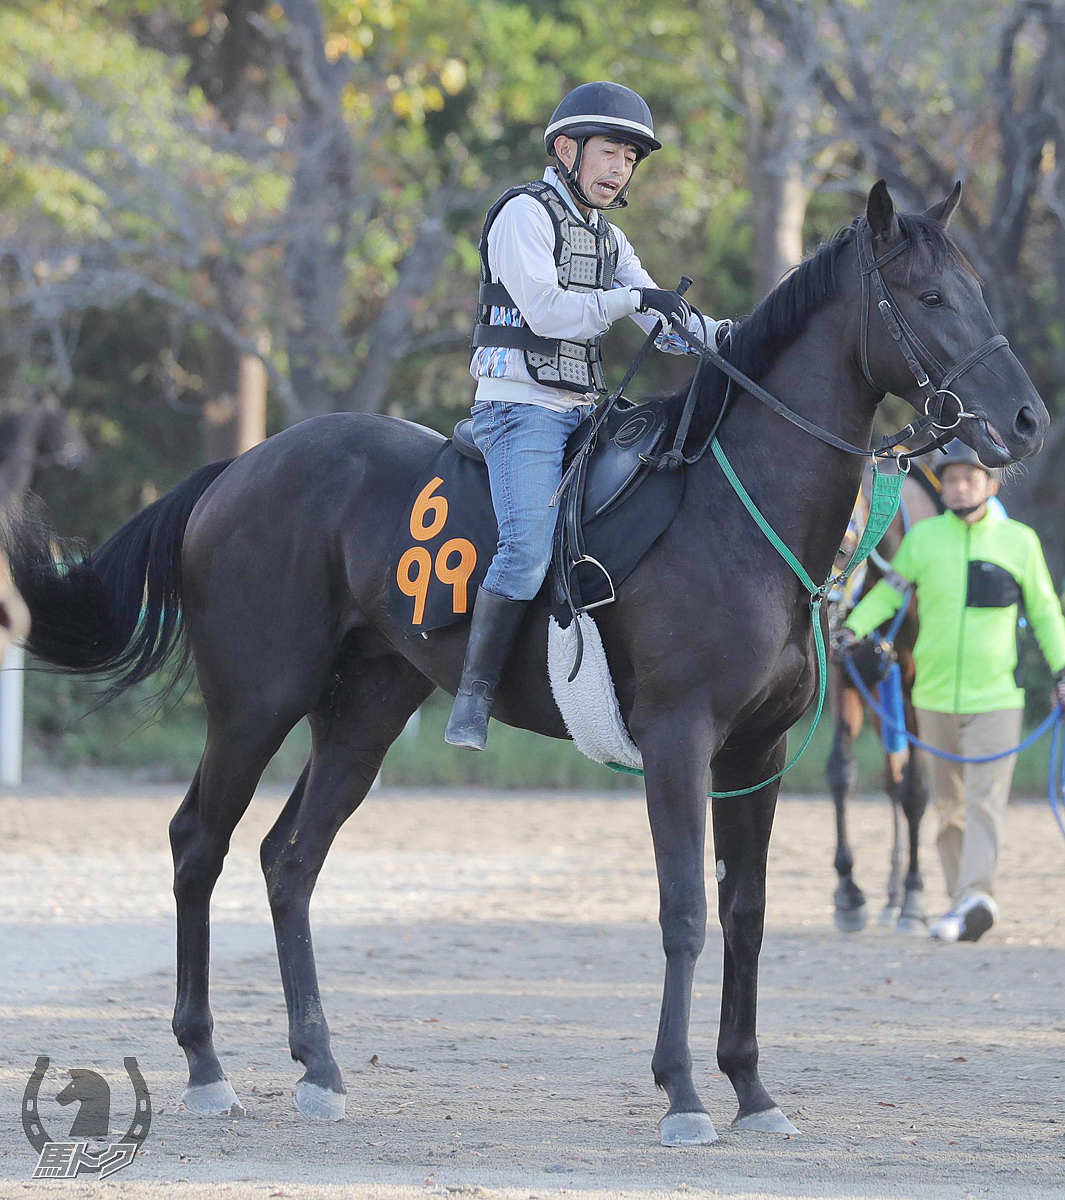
[
  {"x1": 55, "y1": 1069, "x2": 109, "y2": 1106},
  {"x1": 856, "y1": 180, "x2": 1047, "y2": 466}
]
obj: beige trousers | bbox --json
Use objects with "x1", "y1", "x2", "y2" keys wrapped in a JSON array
[{"x1": 914, "y1": 707, "x2": 1023, "y2": 907}]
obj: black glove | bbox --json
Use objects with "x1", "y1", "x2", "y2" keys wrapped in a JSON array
[{"x1": 638, "y1": 287, "x2": 692, "y2": 329}]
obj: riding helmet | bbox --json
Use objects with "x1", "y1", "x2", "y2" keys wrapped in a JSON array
[
  {"x1": 544, "y1": 82, "x2": 660, "y2": 210},
  {"x1": 933, "y1": 439, "x2": 993, "y2": 477}
]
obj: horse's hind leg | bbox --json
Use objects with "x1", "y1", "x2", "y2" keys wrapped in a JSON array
[
  {"x1": 894, "y1": 748, "x2": 929, "y2": 936},
  {"x1": 260, "y1": 653, "x2": 434, "y2": 1120},
  {"x1": 171, "y1": 711, "x2": 301, "y2": 1115},
  {"x1": 879, "y1": 754, "x2": 906, "y2": 927},
  {"x1": 827, "y1": 679, "x2": 866, "y2": 932}
]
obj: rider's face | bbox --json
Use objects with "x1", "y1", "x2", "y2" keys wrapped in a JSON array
[{"x1": 554, "y1": 135, "x2": 638, "y2": 207}]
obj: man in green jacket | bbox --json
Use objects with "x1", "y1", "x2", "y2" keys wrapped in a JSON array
[{"x1": 835, "y1": 441, "x2": 1065, "y2": 943}]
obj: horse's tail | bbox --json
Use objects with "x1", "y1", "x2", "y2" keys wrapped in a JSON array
[{"x1": 5, "y1": 459, "x2": 233, "y2": 700}]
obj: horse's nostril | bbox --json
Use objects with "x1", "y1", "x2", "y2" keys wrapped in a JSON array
[{"x1": 1014, "y1": 404, "x2": 1038, "y2": 438}]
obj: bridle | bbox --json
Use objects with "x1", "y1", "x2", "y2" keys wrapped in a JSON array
[
  {"x1": 854, "y1": 220, "x2": 1009, "y2": 459},
  {"x1": 637, "y1": 219, "x2": 1014, "y2": 472}
]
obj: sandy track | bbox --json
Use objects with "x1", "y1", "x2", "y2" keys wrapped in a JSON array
[{"x1": 0, "y1": 783, "x2": 1063, "y2": 1199}]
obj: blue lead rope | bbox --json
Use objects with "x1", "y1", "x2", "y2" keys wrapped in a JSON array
[
  {"x1": 842, "y1": 655, "x2": 1065, "y2": 844},
  {"x1": 1048, "y1": 721, "x2": 1065, "y2": 841}
]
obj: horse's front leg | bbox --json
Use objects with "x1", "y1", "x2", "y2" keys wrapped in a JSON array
[
  {"x1": 636, "y1": 710, "x2": 718, "y2": 1146},
  {"x1": 711, "y1": 735, "x2": 798, "y2": 1134}
]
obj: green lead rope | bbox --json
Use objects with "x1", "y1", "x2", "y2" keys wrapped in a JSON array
[{"x1": 607, "y1": 438, "x2": 906, "y2": 797}]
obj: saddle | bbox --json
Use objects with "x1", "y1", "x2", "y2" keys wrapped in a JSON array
[
  {"x1": 387, "y1": 399, "x2": 685, "y2": 633},
  {"x1": 452, "y1": 399, "x2": 666, "y2": 521}
]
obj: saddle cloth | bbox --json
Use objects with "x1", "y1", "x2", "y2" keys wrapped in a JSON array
[{"x1": 387, "y1": 400, "x2": 684, "y2": 632}]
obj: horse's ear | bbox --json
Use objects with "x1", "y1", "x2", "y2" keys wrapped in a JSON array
[
  {"x1": 866, "y1": 179, "x2": 899, "y2": 242},
  {"x1": 923, "y1": 181, "x2": 962, "y2": 227}
]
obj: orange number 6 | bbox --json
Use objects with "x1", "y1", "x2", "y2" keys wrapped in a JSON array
[
  {"x1": 397, "y1": 546, "x2": 432, "y2": 625},
  {"x1": 435, "y1": 538, "x2": 478, "y2": 615},
  {"x1": 410, "y1": 477, "x2": 448, "y2": 541}
]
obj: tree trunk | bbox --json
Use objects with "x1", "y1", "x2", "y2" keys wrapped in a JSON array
[
  {"x1": 202, "y1": 259, "x2": 268, "y2": 460},
  {"x1": 278, "y1": 0, "x2": 358, "y2": 416},
  {"x1": 733, "y1": 5, "x2": 812, "y2": 297},
  {"x1": 203, "y1": 336, "x2": 268, "y2": 461},
  {"x1": 749, "y1": 139, "x2": 811, "y2": 298}
]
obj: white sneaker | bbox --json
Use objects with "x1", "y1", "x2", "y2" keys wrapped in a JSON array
[
  {"x1": 928, "y1": 894, "x2": 998, "y2": 944},
  {"x1": 928, "y1": 911, "x2": 962, "y2": 942},
  {"x1": 956, "y1": 892, "x2": 998, "y2": 942}
]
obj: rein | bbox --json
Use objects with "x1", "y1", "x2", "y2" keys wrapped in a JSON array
[{"x1": 646, "y1": 222, "x2": 1012, "y2": 471}]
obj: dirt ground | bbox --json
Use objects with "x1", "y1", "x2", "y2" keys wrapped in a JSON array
[{"x1": 0, "y1": 779, "x2": 1063, "y2": 1200}]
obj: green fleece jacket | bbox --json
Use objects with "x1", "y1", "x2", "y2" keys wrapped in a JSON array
[{"x1": 845, "y1": 508, "x2": 1065, "y2": 714}]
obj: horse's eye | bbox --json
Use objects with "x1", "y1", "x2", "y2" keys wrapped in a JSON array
[{"x1": 921, "y1": 291, "x2": 943, "y2": 307}]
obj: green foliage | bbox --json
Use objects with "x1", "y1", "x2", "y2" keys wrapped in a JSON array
[
  {"x1": 0, "y1": 3, "x2": 288, "y2": 242},
  {"x1": 32, "y1": 302, "x2": 205, "y2": 544}
]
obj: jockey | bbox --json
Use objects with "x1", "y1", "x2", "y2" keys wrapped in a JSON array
[{"x1": 445, "y1": 81, "x2": 731, "y2": 750}]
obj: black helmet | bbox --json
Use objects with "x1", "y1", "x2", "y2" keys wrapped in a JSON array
[
  {"x1": 544, "y1": 82, "x2": 660, "y2": 210},
  {"x1": 933, "y1": 439, "x2": 994, "y2": 477}
]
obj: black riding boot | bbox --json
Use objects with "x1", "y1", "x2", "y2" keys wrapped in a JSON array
[{"x1": 444, "y1": 587, "x2": 529, "y2": 751}]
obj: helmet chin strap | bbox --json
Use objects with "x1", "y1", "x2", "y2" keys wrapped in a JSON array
[
  {"x1": 555, "y1": 139, "x2": 633, "y2": 211},
  {"x1": 947, "y1": 501, "x2": 986, "y2": 518}
]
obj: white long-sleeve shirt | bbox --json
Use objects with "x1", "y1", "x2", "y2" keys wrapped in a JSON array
[{"x1": 471, "y1": 167, "x2": 722, "y2": 412}]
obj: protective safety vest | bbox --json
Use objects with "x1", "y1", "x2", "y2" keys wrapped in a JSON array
[{"x1": 471, "y1": 180, "x2": 619, "y2": 394}]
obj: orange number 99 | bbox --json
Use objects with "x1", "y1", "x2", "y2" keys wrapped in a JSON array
[
  {"x1": 410, "y1": 477, "x2": 448, "y2": 541},
  {"x1": 435, "y1": 538, "x2": 478, "y2": 615},
  {"x1": 397, "y1": 546, "x2": 433, "y2": 625}
]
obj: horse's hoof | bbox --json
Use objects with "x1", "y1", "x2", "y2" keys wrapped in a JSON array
[
  {"x1": 182, "y1": 1079, "x2": 246, "y2": 1117},
  {"x1": 294, "y1": 1081, "x2": 346, "y2": 1121},
  {"x1": 834, "y1": 905, "x2": 867, "y2": 933},
  {"x1": 894, "y1": 913, "x2": 928, "y2": 937},
  {"x1": 732, "y1": 1107, "x2": 799, "y2": 1134},
  {"x1": 659, "y1": 1111, "x2": 718, "y2": 1146},
  {"x1": 878, "y1": 904, "x2": 902, "y2": 928}
]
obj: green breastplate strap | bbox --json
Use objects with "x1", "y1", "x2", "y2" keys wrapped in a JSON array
[{"x1": 608, "y1": 441, "x2": 906, "y2": 797}]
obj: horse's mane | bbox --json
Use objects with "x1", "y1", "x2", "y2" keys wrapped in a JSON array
[{"x1": 652, "y1": 210, "x2": 976, "y2": 440}]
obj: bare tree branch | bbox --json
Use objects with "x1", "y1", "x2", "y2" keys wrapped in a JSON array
[
  {"x1": 0, "y1": 263, "x2": 300, "y2": 421},
  {"x1": 341, "y1": 212, "x2": 455, "y2": 413}
]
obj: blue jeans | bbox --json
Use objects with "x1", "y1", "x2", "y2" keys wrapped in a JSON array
[{"x1": 471, "y1": 401, "x2": 587, "y2": 601}]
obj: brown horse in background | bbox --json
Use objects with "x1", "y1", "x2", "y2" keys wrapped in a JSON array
[{"x1": 826, "y1": 466, "x2": 940, "y2": 933}]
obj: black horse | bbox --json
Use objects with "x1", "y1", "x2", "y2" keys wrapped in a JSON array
[
  {"x1": 826, "y1": 471, "x2": 939, "y2": 934},
  {"x1": 7, "y1": 182, "x2": 1047, "y2": 1145}
]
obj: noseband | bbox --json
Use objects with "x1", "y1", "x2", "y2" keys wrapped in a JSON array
[{"x1": 855, "y1": 222, "x2": 1009, "y2": 453}]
